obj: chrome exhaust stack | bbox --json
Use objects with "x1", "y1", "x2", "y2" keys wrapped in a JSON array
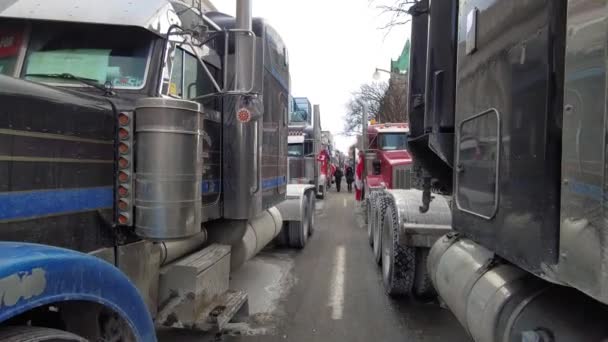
[{"x1": 235, "y1": 0, "x2": 253, "y2": 92}]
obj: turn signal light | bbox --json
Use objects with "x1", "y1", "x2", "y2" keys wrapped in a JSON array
[
  {"x1": 118, "y1": 128, "x2": 129, "y2": 140},
  {"x1": 115, "y1": 111, "x2": 134, "y2": 227},
  {"x1": 118, "y1": 171, "x2": 129, "y2": 183},
  {"x1": 118, "y1": 200, "x2": 129, "y2": 211},
  {"x1": 118, "y1": 214, "x2": 129, "y2": 225},
  {"x1": 118, "y1": 142, "x2": 129, "y2": 154},
  {"x1": 118, "y1": 113, "x2": 130, "y2": 126}
]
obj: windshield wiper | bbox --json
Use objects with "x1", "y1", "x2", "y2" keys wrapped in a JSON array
[{"x1": 24, "y1": 73, "x2": 115, "y2": 96}]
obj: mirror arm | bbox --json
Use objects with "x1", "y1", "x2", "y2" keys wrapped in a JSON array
[
  {"x1": 183, "y1": 36, "x2": 223, "y2": 93},
  {"x1": 157, "y1": 24, "x2": 183, "y2": 97}
]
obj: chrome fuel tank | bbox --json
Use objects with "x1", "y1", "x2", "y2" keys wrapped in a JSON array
[
  {"x1": 429, "y1": 235, "x2": 608, "y2": 342},
  {"x1": 134, "y1": 98, "x2": 203, "y2": 240}
]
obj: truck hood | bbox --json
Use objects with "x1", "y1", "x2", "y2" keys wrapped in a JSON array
[
  {"x1": 0, "y1": 74, "x2": 117, "y2": 142},
  {"x1": 380, "y1": 150, "x2": 413, "y2": 166}
]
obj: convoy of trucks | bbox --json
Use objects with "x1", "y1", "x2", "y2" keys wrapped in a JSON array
[
  {"x1": 367, "y1": 0, "x2": 608, "y2": 340},
  {"x1": 2, "y1": 0, "x2": 608, "y2": 341},
  {"x1": 0, "y1": 0, "x2": 316, "y2": 340},
  {"x1": 286, "y1": 97, "x2": 326, "y2": 198}
]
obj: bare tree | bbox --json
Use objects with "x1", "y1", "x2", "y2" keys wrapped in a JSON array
[
  {"x1": 343, "y1": 75, "x2": 409, "y2": 135},
  {"x1": 378, "y1": 73, "x2": 408, "y2": 123},
  {"x1": 343, "y1": 82, "x2": 388, "y2": 134},
  {"x1": 371, "y1": 0, "x2": 420, "y2": 30}
]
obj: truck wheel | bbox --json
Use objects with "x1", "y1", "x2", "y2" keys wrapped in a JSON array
[
  {"x1": 307, "y1": 190, "x2": 316, "y2": 236},
  {"x1": 366, "y1": 198, "x2": 375, "y2": 246},
  {"x1": 381, "y1": 203, "x2": 415, "y2": 297},
  {"x1": 275, "y1": 222, "x2": 290, "y2": 246},
  {"x1": 316, "y1": 185, "x2": 325, "y2": 200},
  {"x1": 0, "y1": 326, "x2": 87, "y2": 342},
  {"x1": 288, "y1": 220, "x2": 308, "y2": 249},
  {"x1": 364, "y1": 198, "x2": 370, "y2": 224},
  {"x1": 412, "y1": 247, "x2": 436, "y2": 300},
  {"x1": 373, "y1": 197, "x2": 388, "y2": 265}
]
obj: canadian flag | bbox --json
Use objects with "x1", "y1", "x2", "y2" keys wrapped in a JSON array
[{"x1": 355, "y1": 153, "x2": 364, "y2": 201}]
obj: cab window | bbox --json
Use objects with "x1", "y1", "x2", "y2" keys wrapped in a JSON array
[
  {"x1": 378, "y1": 133, "x2": 408, "y2": 150},
  {"x1": 169, "y1": 47, "x2": 222, "y2": 111}
]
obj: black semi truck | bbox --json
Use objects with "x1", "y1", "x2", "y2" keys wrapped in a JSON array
[
  {"x1": 0, "y1": 0, "x2": 316, "y2": 340},
  {"x1": 368, "y1": 0, "x2": 608, "y2": 341}
]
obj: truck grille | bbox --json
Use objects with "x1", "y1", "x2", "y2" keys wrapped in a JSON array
[{"x1": 393, "y1": 165, "x2": 412, "y2": 189}]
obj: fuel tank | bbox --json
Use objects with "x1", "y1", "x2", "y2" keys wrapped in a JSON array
[{"x1": 429, "y1": 234, "x2": 608, "y2": 342}]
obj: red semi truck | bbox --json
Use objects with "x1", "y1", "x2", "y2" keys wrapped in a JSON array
[{"x1": 364, "y1": 123, "x2": 414, "y2": 191}]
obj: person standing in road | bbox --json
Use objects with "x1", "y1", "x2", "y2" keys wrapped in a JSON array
[
  {"x1": 345, "y1": 165, "x2": 354, "y2": 192},
  {"x1": 334, "y1": 166, "x2": 343, "y2": 192}
]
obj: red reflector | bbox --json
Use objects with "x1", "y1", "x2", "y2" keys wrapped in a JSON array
[
  {"x1": 118, "y1": 128, "x2": 129, "y2": 140},
  {"x1": 118, "y1": 171, "x2": 129, "y2": 183},
  {"x1": 118, "y1": 200, "x2": 129, "y2": 211},
  {"x1": 118, "y1": 186, "x2": 129, "y2": 197},
  {"x1": 118, "y1": 157, "x2": 129, "y2": 169},
  {"x1": 118, "y1": 143, "x2": 129, "y2": 154},
  {"x1": 118, "y1": 113, "x2": 130, "y2": 126},
  {"x1": 118, "y1": 215, "x2": 128, "y2": 225}
]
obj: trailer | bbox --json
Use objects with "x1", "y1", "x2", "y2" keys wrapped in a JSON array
[
  {"x1": 0, "y1": 0, "x2": 314, "y2": 340},
  {"x1": 373, "y1": 0, "x2": 608, "y2": 341}
]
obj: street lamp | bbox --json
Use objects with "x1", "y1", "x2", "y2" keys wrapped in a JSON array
[{"x1": 373, "y1": 67, "x2": 392, "y2": 81}]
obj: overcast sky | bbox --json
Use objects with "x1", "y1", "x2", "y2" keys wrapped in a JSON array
[{"x1": 214, "y1": 0, "x2": 411, "y2": 152}]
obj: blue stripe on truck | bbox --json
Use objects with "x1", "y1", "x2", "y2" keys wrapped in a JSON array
[
  {"x1": 262, "y1": 176, "x2": 287, "y2": 190},
  {"x1": 0, "y1": 176, "x2": 288, "y2": 221},
  {"x1": 0, "y1": 187, "x2": 113, "y2": 221}
]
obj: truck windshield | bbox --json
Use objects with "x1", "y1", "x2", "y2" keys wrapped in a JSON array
[
  {"x1": 379, "y1": 133, "x2": 408, "y2": 150},
  {"x1": 15, "y1": 22, "x2": 152, "y2": 89},
  {"x1": 288, "y1": 143, "x2": 304, "y2": 157}
]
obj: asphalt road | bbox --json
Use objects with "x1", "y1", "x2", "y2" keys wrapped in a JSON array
[{"x1": 159, "y1": 183, "x2": 471, "y2": 342}]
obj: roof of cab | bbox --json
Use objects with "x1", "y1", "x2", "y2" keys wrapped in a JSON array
[{"x1": 0, "y1": 0, "x2": 197, "y2": 36}]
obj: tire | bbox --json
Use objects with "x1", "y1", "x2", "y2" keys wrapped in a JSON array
[
  {"x1": 0, "y1": 326, "x2": 87, "y2": 342},
  {"x1": 316, "y1": 185, "x2": 325, "y2": 200},
  {"x1": 275, "y1": 222, "x2": 289, "y2": 246},
  {"x1": 373, "y1": 196, "x2": 388, "y2": 265},
  {"x1": 364, "y1": 198, "x2": 370, "y2": 225},
  {"x1": 381, "y1": 202, "x2": 415, "y2": 297},
  {"x1": 307, "y1": 191, "x2": 316, "y2": 236},
  {"x1": 288, "y1": 220, "x2": 308, "y2": 249},
  {"x1": 412, "y1": 247, "x2": 436, "y2": 300},
  {"x1": 366, "y1": 198, "x2": 374, "y2": 246}
]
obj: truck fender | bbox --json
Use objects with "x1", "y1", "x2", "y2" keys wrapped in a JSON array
[
  {"x1": 276, "y1": 184, "x2": 315, "y2": 222},
  {"x1": 0, "y1": 242, "x2": 155, "y2": 342}
]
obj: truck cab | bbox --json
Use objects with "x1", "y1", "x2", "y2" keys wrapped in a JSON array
[{"x1": 365, "y1": 123, "x2": 413, "y2": 190}]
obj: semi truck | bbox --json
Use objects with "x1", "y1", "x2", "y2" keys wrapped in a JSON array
[
  {"x1": 370, "y1": 0, "x2": 608, "y2": 341},
  {"x1": 0, "y1": 0, "x2": 315, "y2": 340},
  {"x1": 363, "y1": 123, "x2": 419, "y2": 264},
  {"x1": 286, "y1": 97, "x2": 326, "y2": 198}
]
